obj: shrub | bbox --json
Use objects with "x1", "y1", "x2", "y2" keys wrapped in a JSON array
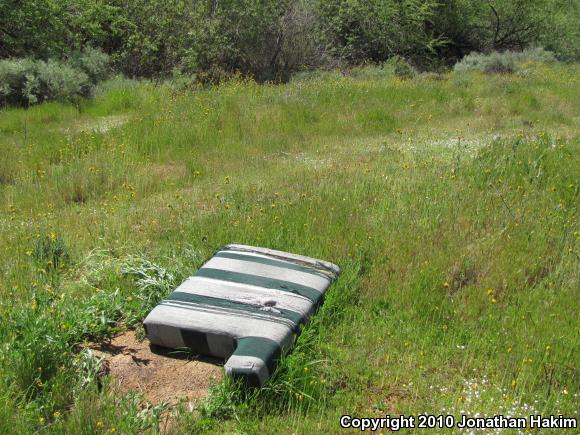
[
  {"x1": 317, "y1": 0, "x2": 445, "y2": 66},
  {"x1": 433, "y1": 0, "x2": 579, "y2": 62},
  {"x1": 182, "y1": 0, "x2": 326, "y2": 83},
  {"x1": 0, "y1": 53, "x2": 110, "y2": 107},
  {"x1": 349, "y1": 56, "x2": 417, "y2": 80},
  {"x1": 33, "y1": 233, "x2": 71, "y2": 273},
  {"x1": 290, "y1": 69, "x2": 344, "y2": 83},
  {"x1": 120, "y1": 256, "x2": 177, "y2": 324},
  {"x1": 35, "y1": 60, "x2": 91, "y2": 101},
  {"x1": 0, "y1": 0, "x2": 121, "y2": 60},
  {"x1": 168, "y1": 68, "x2": 198, "y2": 91},
  {"x1": 0, "y1": 58, "x2": 39, "y2": 106},
  {"x1": 105, "y1": 0, "x2": 195, "y2": 78},
  {"x1": 383, "y1": 55, "x2": 417, "y2": 79},
  {"x1": 454, "y1": 48, "x2": 556, "y2": 74},
  {"x1": 455, "y1": 51, "x2": 516, "y2": 74},
  {"x1": 68, "y1": 48, "x2": 111, "y2": 84},
  {"x1": 538, "y1": 4, "x2": 580, "y2": 62}
]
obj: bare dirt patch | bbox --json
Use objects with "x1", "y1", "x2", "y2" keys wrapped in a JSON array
[
  {"x1": 62, "y1": 114, "x2": 130, "y2": 135},
  {"x1": 148, "y1": 162, "x2": 187, "y2": 181},
  {"x1": 90, "y1": 331, "x2": 223, "y2": 406}
]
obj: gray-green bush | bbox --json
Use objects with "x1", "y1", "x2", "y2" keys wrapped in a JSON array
[
  {"x1": 69, "y1": 48, "x2": 111, "y2": 84},
  {"x1": 0, "y1": 58, "x2": 39, "y2": 106},
  {"x1": 0, "y1": 50, "x2": 109, "y2": 107},
  {"x1": 454, "y1": 47, "x2": 556, "y2": 74}
]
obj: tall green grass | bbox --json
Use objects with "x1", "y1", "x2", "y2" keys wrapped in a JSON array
[{"x1": 0, "y1": 63, "x2": 578, "y2": 433}]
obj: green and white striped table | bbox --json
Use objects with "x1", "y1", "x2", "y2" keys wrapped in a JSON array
[{"x1": 143, "y1": 244, "x2": 340, "y2": 386}]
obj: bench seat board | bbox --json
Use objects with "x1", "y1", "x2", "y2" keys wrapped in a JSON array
[{"x1": 143, "y1": 244, "x2": 340, "y2": 386}]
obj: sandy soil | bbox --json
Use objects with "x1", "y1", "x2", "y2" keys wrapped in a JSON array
[{"x1": 90, "y1": 330, "x2": 223, "y2": 406}]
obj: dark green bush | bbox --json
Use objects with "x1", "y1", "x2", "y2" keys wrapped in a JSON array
[
  {"x1": 538, "y1": 2, "x2": 580, "y2": 62},
  {"x1": 316, "y1": 0, "x2": 445, "y2": 66},
  {"x1": 182, "y1": 0, "x2": 324, "y2": 83},
  {"x1": 433, "y1": 0, "x2": 579, "y2": 62},
  {"x1": 1, "y1": 0, "x2": 577, "y2": 84},
  {"x1": 105, "y1": 0, "x2": 193, "y2": 78},
  {"x1": 434, "y1": 0, "x2": 540, "y2": 59},
  {"x1": 0, "y1": 0, "x2": 121, "y2": 59}
]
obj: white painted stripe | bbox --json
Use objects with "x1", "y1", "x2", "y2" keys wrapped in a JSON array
[
  {"x1": 224, "y1": 244, "x2": 341, "y2": 275},
  {"x1": 185, "y1": 275, "x2": 313, "y2": 303},
  {"x1": 176, "y1": 277, "x2": 313, "y2": 317},
  {"x1": 217, "y1": 250, "x2": 330, "y2": 278},
  {"x1": 145, "y1": 322, "x2": 186, "y2": 349},
  {"x1": 160, "y1": 300, "x2": 298, "y2": 329},
  {"x1": 144, "y1": 304, "x2": 294, "y2": 345},
  {"x1": 203, "y1": 257, "x2": 330, "y2": 291}
]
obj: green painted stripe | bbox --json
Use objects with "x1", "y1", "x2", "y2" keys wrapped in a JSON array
[
  {"x1": 215, "y1": 251, "x2": 331, "y2": 279},
  {"x1": 194, "y1": 268, "x2": 322, "y2": 303},
  {"x1": 233, "y1": 336, "x2": 282, "y2": 375},
  {"x1": 165, "y1": 291, "x2": 304, "y2": 327}
]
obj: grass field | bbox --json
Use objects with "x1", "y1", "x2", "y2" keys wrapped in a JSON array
[{"x1": 0, "y1": 63, "x2": 578, "y2": 433}]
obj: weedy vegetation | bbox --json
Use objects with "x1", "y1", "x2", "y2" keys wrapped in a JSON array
[{"x1": 0, "y1": 60, "x2": 578, "y2": 433}]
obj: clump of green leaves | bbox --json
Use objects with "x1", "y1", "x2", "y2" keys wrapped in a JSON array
[
  {"x1": 121, "y1": 256, "x2": 177, "y2": 324},
  {"x1": 317, "y1": 0, "x2": 446, "y2": 66},
  {"x1": 0, "y1": 249, "x2": 181, "y2": 431},
  {"x1": 33, "y1": 233, "x2": 70, "y2": 273}
]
